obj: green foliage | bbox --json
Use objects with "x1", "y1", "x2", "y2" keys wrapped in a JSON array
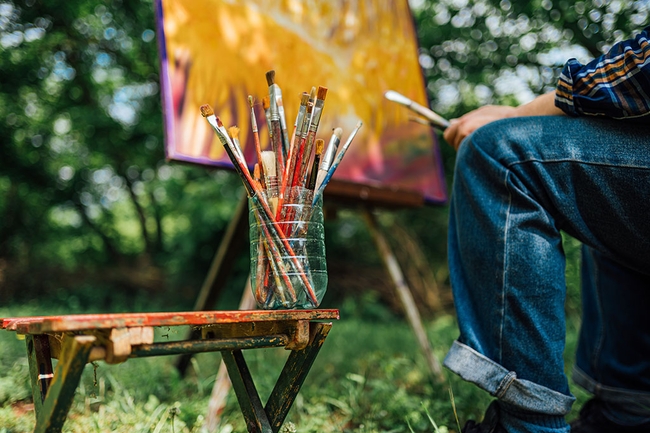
[{"x1": 0, "y1": 0, "x2": 246, "y2": 304}]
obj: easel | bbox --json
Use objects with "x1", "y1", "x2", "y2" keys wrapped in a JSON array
[{"x1": 176, "y1": 179, "x2": 444, "y2": 430}]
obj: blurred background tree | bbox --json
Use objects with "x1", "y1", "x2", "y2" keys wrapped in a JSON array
[{"x1": 0, "y1": 0, "x2": 647, "y2": 312}]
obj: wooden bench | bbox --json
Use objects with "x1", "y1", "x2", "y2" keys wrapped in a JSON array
[{"x1": 1, "y1": 309, "x2": 339, "y2": 433}]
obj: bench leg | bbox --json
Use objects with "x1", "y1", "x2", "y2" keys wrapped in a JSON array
[
  {"x1": 265, "y1": 322, "x2": 332, "y2": 433},
  {"x1": 221, "y1": 323, "x2": 332, "y2": 433},
  {"x1": 34, "y1": 335, "x2": 95, "y2": 433},
  {"x1": 221, "y1": 350, "x2": 273, "y2": 433},
  {"x1": 26, "y1": 335, "x2": 54, "y2": 416}
]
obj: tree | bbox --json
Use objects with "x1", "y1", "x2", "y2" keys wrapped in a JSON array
[
  {"x1": 0, "y1": 0, "x2": 647, "y2": 306},
  {"x1": 0, "y1": 0, "x2": 244, "y2": 304}
]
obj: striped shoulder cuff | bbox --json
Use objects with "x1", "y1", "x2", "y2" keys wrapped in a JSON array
[{"x1": 555, "y1": 59, "x2": 581, "y2": 116}]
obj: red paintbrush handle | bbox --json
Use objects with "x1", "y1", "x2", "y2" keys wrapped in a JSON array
[
  {"x1": 251, "y1": 195, "x2": 318, "y2": 306},
  {"x1": 254, "y1": 207, "x2": 297, "y2": 303},
  {"x1": 270, "y1": 120, "x2": 285, "y2": 181}
]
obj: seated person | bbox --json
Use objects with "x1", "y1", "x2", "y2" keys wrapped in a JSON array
[{"x1": 442, "y1": 26, "x2": 650, "y2": 433}]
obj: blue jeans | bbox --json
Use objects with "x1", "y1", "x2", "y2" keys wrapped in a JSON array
[{"x1": 443, "y1": 115, "x2": 650, "y2": 432}]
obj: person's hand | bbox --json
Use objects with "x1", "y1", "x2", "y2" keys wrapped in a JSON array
[
  {"x1": 443, "y1": 91, "x2": 564, "y2": 150},
  {"x1": 443, "y1": 105, "x2": 517, "y2": 150}
]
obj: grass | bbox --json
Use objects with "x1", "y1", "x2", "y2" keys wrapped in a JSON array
[
  {"x1": 0, "y1": 236, "x2": 589, "y2": 432},
  {"x1": 0, "y1": 313, "x2": 589, "y2": 433}
]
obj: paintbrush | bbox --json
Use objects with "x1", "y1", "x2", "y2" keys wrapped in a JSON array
[
  {"x1": 253, "y1": 163, "x2": 261, "y2": 184},
  {"x1": 315, "y1": 127, "x2": 342, "y2": 191},
  {"x1": 227, "y1": 126, "x2": 246, "y2": 163},
  {"x1": 204, "y1": 114, "x2": 297, "y2": 303},
  {"x1": 200, "y1": 105, "x2": 251, "y2": 179},
  {"x1": 278, "y1": 100, "x2": 313, "y2": 226},
  {"x1": 384, "y1": 90, "x2": 450, "y2": 130},
  {"x1": 290, "y1": 92, "x2": 309, "y2": 153},
  {"x1": 262, "y1": 96, "x2": 270, "y2": 131},
  {"x1": 305, "y1": 86, "x2": 316, "y2": 128},
  {"x1": 251, "y1": 203, "x2": 296, "y2": 305},
  {"x1": 266, "y1": 70, "x2": 290, "y2": 159},
  {"x1": 248, "y1": 95, "x2": 265, "y2": 185},
  {"x1": 307, "y1": 139, "x2": 324, "y2": 191},
  {"x1": 266, "y1": 71, "x2": 286, "y2": 179},
  {"x1": 312, "y1": 120, "x2": 363, "y2": 207},
  {"x1": 290, "y1": 101, "x2": 313, "y2": 187},
  {"x1": 276, "y1": 99, "x2": 313, "y2": 221},
  {"x1": 201, "y1": 105, "x2": 254, "y2": 198},
  {"x1": 298, "y1": 86, "x2": 327, "y2": 186},
  {"x1": 280, "y1": 92, "x2": 309, "y2": 207},
  {"x1": 201, "y1": 104, "x2": 318, "y2": 305},
  {"x1": 261, "y1": 150, "x2": 278, "y2": 215},
  {"x1": 201, "y1": 109, "x2": 255, "y2": 197},
  {"x1": 312, "y1": 86, "x2": 328, "y2": 129},
  {"x1": 308, "y1": 86, "x2": 316, "y2": 105}
]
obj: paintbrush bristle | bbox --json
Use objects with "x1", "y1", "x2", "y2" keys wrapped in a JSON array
[
  {"x1": 228, "y1": 126, "x2": 240, "y2": 139},
  {"x1": 248, "y1": 95, "x2": 254, "y2": 108},
  {"x1": 216, "y1": 116, "x2": 224, "y2": 127},
  {"x1": 333, "y1": 127, "x2": 343, "y2": 139},
  {"x1": 261, "y1": 150, "x2": 276, "y2": 176},
  {"x1": 384, "y1": 90, "x2": 412, "y2": 106},
  {"x1": 300, "y1": 92, "x2": 309, "y2": 106},
  {"x1": 265, "y1": 70, "x2": 275, "y2": 86},
  {"x1": 315, "y1": 139, "x2": 324, "y2": 155},
  {"x1": 309, "y1": 86, "x2": 316, "y2": 101},
  {"x1": 200, "y1": 104, "x2": 214, "y2": 118},
  {"x1": 262, "y1": 96, "x2": 270, "y2": 111},
  {"x1": 317, "y1": 86, "x2": 328, "y2": 101}
]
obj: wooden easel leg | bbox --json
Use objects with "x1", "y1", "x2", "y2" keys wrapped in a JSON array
[
  {"x1": 34, "y1": 335, "x2": 95, "y2": 433},
  {"x1": 192, "y1": 192, "x2": 249, "y2": 311},
  {"x1": 362, "y1": 209, "x2": 444, "y2": 382},
  {"x1": 176, "y1": 192, "x2": 249, "y2": 375}
]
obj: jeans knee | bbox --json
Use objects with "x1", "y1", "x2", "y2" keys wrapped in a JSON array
[{"x1": 459, "y1": 117, "x2": 547, "y2": 170}]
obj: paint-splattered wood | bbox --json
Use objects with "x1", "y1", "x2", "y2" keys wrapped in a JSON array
[
  {"x1": 4, "y1": 310, "x2": 339, "y2": 334},
  {"x1": 3, "y1": 316, "x2": 49, "y2": 330}
]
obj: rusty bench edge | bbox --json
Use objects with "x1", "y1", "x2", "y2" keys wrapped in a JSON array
[{"x1": 2, "y1": 309, "x2": 340, "y2": 334}]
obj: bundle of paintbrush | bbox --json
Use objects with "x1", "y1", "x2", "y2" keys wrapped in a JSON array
[{"x1": 200, "y1": 70, "x2": 362, "y2": 309}]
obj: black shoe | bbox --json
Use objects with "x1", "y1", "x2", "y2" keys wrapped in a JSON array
[
  {"x1": 461, "y1": 401, "x2": 507, "y2": 433},
  {"x1": 570, "y1": 398, "x2": 650, "y2": 433}
]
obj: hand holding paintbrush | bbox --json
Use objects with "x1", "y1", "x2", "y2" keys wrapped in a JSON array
[{"x1": 384, "y1": 90, "x2": 449, "y2": 130}]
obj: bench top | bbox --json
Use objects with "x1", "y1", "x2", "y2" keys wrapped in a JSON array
[{"x1": 1, "y1": 309, "x2": 339, "y2": 334}]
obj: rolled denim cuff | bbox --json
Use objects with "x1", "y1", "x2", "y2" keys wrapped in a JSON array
[
  {"x1": 444, "y1": 340, "x2": 575, "y2": 415},
  {"x1": 573, "y1": 366, "x2": 650, "y2": 416}
]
